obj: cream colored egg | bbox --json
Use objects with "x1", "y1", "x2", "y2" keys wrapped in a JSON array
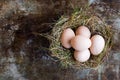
[
  {"x1": 71, "y1": 35, "x2": 91, "y2": 51},
  {"x1": 76, "y1": 26, "x2": 91, "y2": 38},
  {"x1": 61, "y1": 28, "x2": 75, "y2": 48},
  {"x1": 74, "y1": 49, "x2": 90, "y2": 62},
  {"x1": 90, "y1": 35, "x2": 105, "y2": 55}
]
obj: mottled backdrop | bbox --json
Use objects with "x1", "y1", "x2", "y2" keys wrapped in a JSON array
[{"x1": 0, "y1": 0, "x2": 120, "y2": 80}]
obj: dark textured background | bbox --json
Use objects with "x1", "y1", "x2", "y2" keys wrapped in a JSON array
[{"x1": 0, "y1": 0, "x2": 120, "y2": 80}]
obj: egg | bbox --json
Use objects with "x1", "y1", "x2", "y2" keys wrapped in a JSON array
[
  {"x1": 60, "y1": 28, "x2": 75, "y2": 48},
  {"x1": 74, "y1": 49, "x2": 90, "y2": 62},
  {"x1": 71, "y1": 35, "x2": 91, "y2": 51},
  {"x1": 76, "y1": 26, "x2": 91, "y2": 38},
  {"x1": 90, "y1": 35, "x2": 105, "y2": 55}
]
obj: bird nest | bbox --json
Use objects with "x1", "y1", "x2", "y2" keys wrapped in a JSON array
[{"x1": 49, "y1": 6, "x2": 113, "y2": 68}]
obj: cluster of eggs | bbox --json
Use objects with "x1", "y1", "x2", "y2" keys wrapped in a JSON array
[{"x1": 60, "y1": 26, "x2": 105, "y2": 62}]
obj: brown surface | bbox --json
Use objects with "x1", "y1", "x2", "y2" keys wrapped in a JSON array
[{"x1": 0, "y1": 0, "x2": 120, "y2": 80}]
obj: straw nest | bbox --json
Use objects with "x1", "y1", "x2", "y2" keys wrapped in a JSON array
[{"x1": 49, "y1": 6, "x2": 113, "y2": 68}]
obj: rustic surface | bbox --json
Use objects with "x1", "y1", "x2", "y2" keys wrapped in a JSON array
[{"x1": 0, "y1": 0, "x2": 120, "y2": 80}]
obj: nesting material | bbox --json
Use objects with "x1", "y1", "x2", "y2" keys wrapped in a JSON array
[{"x1": 50, "y1": 6, "x2": 113, "y2": 68}]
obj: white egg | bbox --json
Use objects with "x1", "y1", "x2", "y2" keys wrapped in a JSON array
[
  {"x1": 76, "y1": 26, "x2": 91, "y2": 38},
  {"x1": 90, "y1": 35, "x2": 105, "y2": 55},
  {"x1": 71, "y1": 35, "x2": 91, "y2": 51},
  {"x1": 60, "y1": 28, "x2": 75, "y2": 48},
  {"x1": 74, "y1": 49, "x2": 90, "y2": 62}
]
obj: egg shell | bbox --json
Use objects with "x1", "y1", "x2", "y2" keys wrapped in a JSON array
[
  {"x1": 60, "y1": 28, "x2": 75, "y2": 48},
  {"x1": 76, "y1": 26, "x2": 91, "y2": 38},
  {"x1": 74, "y1": 49, "x2": 90, "y2": 62},
  {"x1": 90, "y1": 35, "x2": 105, "y2": 55},
  {"x1": 71, "y1": 35, "x2": 91, "y2": 51}
]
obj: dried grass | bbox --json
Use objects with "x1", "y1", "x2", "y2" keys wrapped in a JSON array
[{"x1": 49, "y1": 6, "x2": 114, "y2": 68}]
